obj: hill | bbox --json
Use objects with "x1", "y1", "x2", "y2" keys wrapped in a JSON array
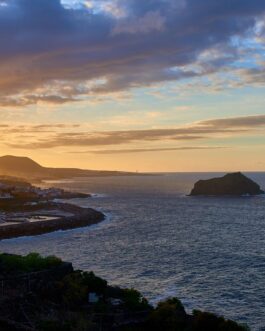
[
  {"x1": 0, "y1": 156, "x2": 43, "y2": 176},
  {"x1": 0, "y1": 155, "x2": 136, "y2": 180}
]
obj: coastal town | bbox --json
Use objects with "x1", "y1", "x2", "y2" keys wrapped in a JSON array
[
  {"x1": 0, "y1": 177, "x2": 104, "y2": 239},
  {"x1": 0, "y1": 177, "x2": 82, "y2": 201}
]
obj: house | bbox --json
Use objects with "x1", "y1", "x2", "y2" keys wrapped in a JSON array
[{"x1": 88, "y1": 292, "x2": 101, "y2": 304}]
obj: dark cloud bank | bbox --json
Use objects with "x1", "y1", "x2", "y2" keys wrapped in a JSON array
[{"x1": 0, "y1": 0, "x2": 265, "y2": 105}]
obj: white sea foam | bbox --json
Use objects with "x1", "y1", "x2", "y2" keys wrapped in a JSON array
[{"x1": 91, "y1": 193, "x2": 109, "y2": 198}]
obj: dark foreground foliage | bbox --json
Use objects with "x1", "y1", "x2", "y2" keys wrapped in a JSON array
[
  {"x1": 0, "y1": 253, "x2": 250, "y2": 331},
  {"x1": 0, "y1": 252, "x2": 62, "y2": 273}
]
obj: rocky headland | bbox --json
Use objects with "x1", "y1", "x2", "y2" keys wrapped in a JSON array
[
  {"x1": 189, "y1": 172, "x2": 264, "y2": 196},
  {"x1": 0, "y1": 202, "x2": 104, "y2": 240}
]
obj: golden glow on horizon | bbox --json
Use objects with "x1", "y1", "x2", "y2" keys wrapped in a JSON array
[
  {"x1": 2, "y1": 146, "x2": 263, "y2": 173},
  {"x1": 0, "y1": 113, "x2": 264, "y2": 172}
]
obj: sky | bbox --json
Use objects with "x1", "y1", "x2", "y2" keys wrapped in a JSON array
[{"x1": 0, "y1": 0, "x2": 265, "y2": 172}]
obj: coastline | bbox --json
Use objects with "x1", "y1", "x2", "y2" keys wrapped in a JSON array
[
  {"x1": 0, "y1": 202, "x2": 105, "y2": 240},
  {"x1": 1, "y1": 175, "x2": 264, "y2": 329}
]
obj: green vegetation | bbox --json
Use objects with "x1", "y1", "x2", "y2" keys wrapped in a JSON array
[
  {"x1": 0, "y1": 253, "x2": 251, "y2": 331},
  {"x1": 122, "y1": 298, "x2": 249, "y2": 331},
  {"x1": 190, "y1": 310, "x2": 250, "y2": 331},
  {"x1": 121, "y1": 288, "x2": 151, "y2": 311},
  {"x1": 43, "y1": 270, "x2": 150, "y2": 313},
  {"x1": 146, "y1": 297, "x2": 186, "y2": 331},
  {"x1": 0, "y1": 252, "x2": 62, "y2": 273},
  {"x1": 38, "y1": 315, "x2": 97, "y2": 331},
  {"x1": 58, "y1": 270, "x2": 108, "y2": 307}
]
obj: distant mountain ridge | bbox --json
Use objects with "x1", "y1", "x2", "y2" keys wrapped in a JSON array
[{"x1": 0, "y1": 155, "x2": 136, "y2": 180}]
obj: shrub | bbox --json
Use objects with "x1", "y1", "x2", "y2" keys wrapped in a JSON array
[
  {"x1": 0, "y1": 252, "x2": 62, "y2": 273},
  {"x1": 121, "y1": 288, "x2": 151, "y2": 311},
  {"x1": 82, "y1": 271, "x2": 108, "y2": 294},
  {"x1": 192, "y1": 310, "x2": 250, "y2": 331},
  {"x1": 146, "y1": 297, "x2": 186, "y2": 331},
  {"x1": 59, "y1": 271, "x2": 108, "y2": 308},
  {"x1": 60, "y1": 272, "x2": 88, "y2": 307}
]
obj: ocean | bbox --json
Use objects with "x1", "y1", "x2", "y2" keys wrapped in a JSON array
[{"x1": 0, "y1": 173, "x2": 264, "y2": 330}]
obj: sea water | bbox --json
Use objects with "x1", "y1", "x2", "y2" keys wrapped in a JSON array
[{"x1": 0, "y1": 173, "x2": 264, "y2": 330}]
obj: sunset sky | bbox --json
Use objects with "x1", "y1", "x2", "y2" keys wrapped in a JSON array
[{"x1": 0, "y1": 0, "x2": 265, "y2": 171}]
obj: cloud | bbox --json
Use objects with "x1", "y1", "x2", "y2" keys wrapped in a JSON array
[
  {"x1": 6, "y1": 132, "x2": 205, "y2": 149},
  {"x1": 0, "y1": 123, "x2": 81, "y2": 135},
  {"x1": 70, "y1": 146, "x2": 227, "y2": 154},
  {"x1": 4, "y1": 114, "x2": 265, "y2": 149},
  {"x1": 201, "y1": 114, "x2": 265, "y2": 128},
  {"x1": 0, "y1": 0, "x2": 265, "y2": 105},
  {"x1": 0, "y1": 95, "x2": 78, "y2": 107},
  {"x1": 112, "y1": 10, "x2": 165, "y2": 35}
]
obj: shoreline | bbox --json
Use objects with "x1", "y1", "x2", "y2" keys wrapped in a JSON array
[{"x1": 0, "y1": 202, "x2": 105, "y2": 240}]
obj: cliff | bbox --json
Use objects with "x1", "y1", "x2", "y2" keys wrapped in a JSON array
[{"x1": 189, "y1": 172, "x2": 264, "y2": 196}]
